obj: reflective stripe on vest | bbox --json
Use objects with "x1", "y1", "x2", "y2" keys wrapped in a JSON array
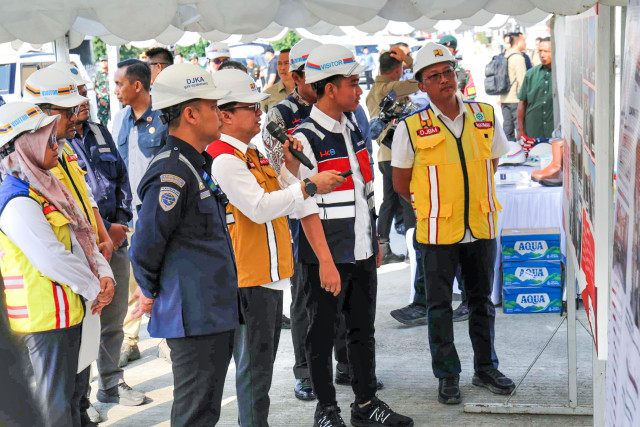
[{"x1": 406, "y1": 102, "x2": 501, "y2": 245}]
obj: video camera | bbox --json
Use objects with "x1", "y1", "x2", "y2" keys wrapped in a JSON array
[{"x1": 369, "y1": 89, "x2": 418, "y2": 149}]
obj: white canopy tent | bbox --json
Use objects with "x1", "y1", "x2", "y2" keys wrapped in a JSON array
[{"x1": 0, "y1": 2, "x2": 628, "y2": 426}]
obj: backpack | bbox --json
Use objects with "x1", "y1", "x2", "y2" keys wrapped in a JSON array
[{"x1": 484, "y1": 53, "x2": 517, "y2": 95}]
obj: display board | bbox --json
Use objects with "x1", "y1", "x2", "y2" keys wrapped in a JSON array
[
  {"x1": 605, "y1": 2, "x2": 640, "y2": 425},
  {"x1": 562, "y1": 4, "x2": 611, "y2": 356}
]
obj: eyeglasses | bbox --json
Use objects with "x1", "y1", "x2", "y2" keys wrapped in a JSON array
[
  {"x1": 149, "y1": 62, "x2": 171, "y2": 67},
  {"x1": 212, "y1": 58, "x2": 228, "y2": 65},
  {"x1": 222, "y1": 103, "x2": 261, "y2": 113},
  {"x1": 422, "y1": 68, "x2": 455, "y2": 84},
  {"x1": 46, "y1": 106, "x2": 79, "y2": 119},
  {"x1": 48, "y1": 134, "x2": 58, "y2": 150}
]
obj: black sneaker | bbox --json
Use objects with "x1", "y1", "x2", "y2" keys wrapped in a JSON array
[
  {"x1": 335, "y1": 366, "x2": 384, "y2": 390},
  {"x1": 314, "y1": 404, "x2": 346, "y2": 427},
  {"x1": 282, "y1": 314, "x2": 291, "y2": 330},
  {"x1": 472, "y1": 369, "x2": 515, "y2": 395},
  {"x1": 452, "y1": 302, "x2": 469, "y2": 322},
  {"x1": 294, "y1": 378, "x2": 316, "y2": 401},
  {"x1": 350, "y1": 397, "x2": 414, "y2": 426},
  {"x1": 438, "y1": 375, "x2": 461, "y2": 404},
  {"x1": 389, "y1": 303, "x2": 427, "y2": 326}
]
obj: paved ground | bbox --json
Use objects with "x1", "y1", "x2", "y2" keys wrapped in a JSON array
[{"x1": 91, "y1": 259, "x2": 594, "y2": 427}]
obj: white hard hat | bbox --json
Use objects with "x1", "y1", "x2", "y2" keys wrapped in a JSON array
[
  {"x1": 212, "y1": 69, "x2": 269, "y2": 107},
  {"x1": 47, "y1": 62, "x2": 91, "y2": 86},
  {"x1": 304, "y1": 44, "x2": 366, "y2": 84},
  {"x1": 23, "y1": 68, "x2": 88, "y2": 108},
  {"x1": 151, "y1": 63, "x2": 229, "y2": 111},
  {"x1": 413, "y1": 42, "x2": 457, "y2": 79},
  {"x1": 0, "y1": 101, "x2": 59, "y2": 148},
  {"x1": 526, "y1": 142, "x2": 553, "y2": 164},
  {"x1": 498, "y1": 140, "x2": 525, "y2": 165},
  {"x1": 289, "y1": 39, "x2": 322, "y2": 72},
  {"x1": 206, "y1": 43, "x2": 231, "y2": 60}
]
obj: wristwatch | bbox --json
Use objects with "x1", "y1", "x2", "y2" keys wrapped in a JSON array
[{"x1": 303, "y1": 178, "x2": 317, "y2": 197}]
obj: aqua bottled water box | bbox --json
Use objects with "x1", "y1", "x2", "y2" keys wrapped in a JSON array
[
  {"x1": 501, "y1": 228, "x2": 561, "y2": 261},
  {"x1": 502, "y1": 260, "x2": 562, "y2": 288},
  {"x1": 503, "y1": 286, "x2": 562, "y2": 314}
]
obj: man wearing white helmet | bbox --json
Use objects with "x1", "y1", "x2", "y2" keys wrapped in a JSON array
[
  {"x1": 0, "y1": 101, "x2": 114, "y2": 427},
  {"x1": 391, "y1": 43, "x2": 514, "y2": 404},
  {"x1": 54, "y1": 63, "x2": 147, "y2": 410},
  {"x1": 291, "y1": 44, "x2": 413, "y2": 427},
  {"x1": 127, "y1": 63, "x2": 238, "y2": 426},
  {"x1": 206, "y1": 43, "x2": 231, "y2": 74},
  {"x1": 206, "y1": 69, "x2": 344, "y2": 426}
]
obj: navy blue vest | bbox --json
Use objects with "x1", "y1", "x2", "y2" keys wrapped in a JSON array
[
  {"x1": 294, "y1": 113, "x2": 378, "y2": 264},
  {"x1": 272, "y1": 94, "x2": 313, "y2": 134}
]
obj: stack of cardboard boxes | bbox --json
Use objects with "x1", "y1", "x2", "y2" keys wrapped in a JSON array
[{"x1": 501, "y1": 228, "x2": 563, "y2": 314}]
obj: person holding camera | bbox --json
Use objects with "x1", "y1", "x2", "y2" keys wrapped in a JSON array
[{"x1": 366, "y1": 48, "x2": 418, "y2": 265}]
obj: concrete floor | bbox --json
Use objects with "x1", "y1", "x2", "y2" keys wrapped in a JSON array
[{"x1": 91, "y1": 260, "x2": 594, "y2": 427}]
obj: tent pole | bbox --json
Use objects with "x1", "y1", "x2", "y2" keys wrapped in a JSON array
[
  {"x1": 53, "y1": 35, "x2": 70, "y2": 63},
  {"x1": 107, "y1": 44, "x2": 120, "y2": 131}
]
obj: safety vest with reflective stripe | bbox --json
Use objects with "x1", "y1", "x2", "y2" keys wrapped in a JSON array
[
  {"x1": 294, "y1": 114, "x2": 378, "y2": 264},
  {"x1": 273, "y1": 94, "x2": 313, "y2": 134},
  {"x1": 0, "y1": 175, "x2": 84, "y2": 333},
  {"x1": 50, "y1": 143, "x2": 99, "y2": 239},
  {"x1": 206, "y1": 141, "x2": 294, "y2": 288},
  {"x1": 405, "y1": 101, "x2": 501, "y2": 245}
]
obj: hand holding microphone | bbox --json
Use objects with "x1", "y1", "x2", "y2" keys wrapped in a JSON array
[{"x1": 266, "y1": 122, "x2": 314, "y2": 170}]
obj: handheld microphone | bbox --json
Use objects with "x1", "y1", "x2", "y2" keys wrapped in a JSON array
[{"x1": 266, "y1": 122, "x2": 314, "y2": 170}]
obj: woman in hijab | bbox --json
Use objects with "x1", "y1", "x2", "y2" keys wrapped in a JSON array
[{"x1": 0, "y1": 102, "x2": 115, "y2": 427}]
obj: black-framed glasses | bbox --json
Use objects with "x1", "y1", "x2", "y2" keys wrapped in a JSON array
[
  {"x1": 422, "y1": 68, "x2": 455, "y2": 84},
  {"x1": 46, "y1": 106, "x2": 79, "y2": 119},
  {"x1": 149, "y1": 62, "x2": 171, "y2": 67},
  {"x1": 221, "y1": 103, "x2": 261, "y2": 113}
]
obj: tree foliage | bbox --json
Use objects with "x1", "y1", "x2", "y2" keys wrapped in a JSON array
[
  {"x1": 92, "y1": 36, "x2": 150, "y2": 62},
  {"x1": 272, "y1": 31, "x2": 301, "y2": 51},
  {"x1": 175, "y1": 38, "x2": 210, "y2": 58}
]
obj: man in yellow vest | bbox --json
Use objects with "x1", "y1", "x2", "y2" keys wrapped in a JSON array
[
  {"x1": 392, "y1": 43, "x2": 515, "y2": 405},
  {"x1": 207, "y1": 69, "x2": 344, "y2": 426},
  {"x1": 23, "y1": 68, "x2": 114, "y2": 263}
]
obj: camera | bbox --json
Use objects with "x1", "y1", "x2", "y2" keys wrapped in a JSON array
[{"x1": 369, "y1": 89, "x2": 418, "y2": 149}]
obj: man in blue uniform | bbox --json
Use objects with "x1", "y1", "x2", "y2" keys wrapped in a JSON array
[{"x1": 129, "y1": 63, "x2": 238, "y2": 426}]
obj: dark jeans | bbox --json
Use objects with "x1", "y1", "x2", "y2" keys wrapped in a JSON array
[
  {"x1": 167, "y1": 330, "x2": 235, "y2": 426},
  {"x1": 304, "y1": 258, "x2": 378, "y2": 406},
  {"x1": 378, "y1": 161, "x2": 415, "y2": 241},
  {"x1": 234, "y1": 286, "x2": 283, "y2": 427},
  {"x1": 418, "y1": 239, "x2": 499, "y2": 378},
  {"x1": 365, "y1": 70, "x2": 374, "y2": 89},
  {"x1": 23, "y1": 325, "x2": 87, "y2": 427},
  {"x1": 501, "y1": 103, "x2": 519, "y2": 141}
]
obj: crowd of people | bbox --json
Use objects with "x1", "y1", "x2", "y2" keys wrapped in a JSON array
[{"x1": 0, "y1": 32, "x2": 554, "y2": 427}]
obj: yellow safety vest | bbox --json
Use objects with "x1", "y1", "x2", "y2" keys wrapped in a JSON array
[
  {"x1": 209, "y1": 141, "x2": 294, "y2": 287},
  {"x1": 406, "y1": 102, "x2": 502, "y2": 245},
  {"x1": 50, "y1": 143, "x2": 98, "y2": 238},
  {"x1": 1, "y1": 186, "x2": 85, "y2": 333}
]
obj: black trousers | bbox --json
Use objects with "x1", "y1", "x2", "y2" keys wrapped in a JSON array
[
  {"x1": 377, "y1": 161, "x2": 415, "y2": 241},
  {"x1": 418, "y1": 238, "x2": 499, "y2": 378},
  {"x1": 167, "y1": 330, "x2": 235, "y2": 426},
  {"x1": 501, "y1": 103, "x2": 519, "y2": 141},
  {"x1": 304, "y1": 257, "x2": 378, "y2": 406}
]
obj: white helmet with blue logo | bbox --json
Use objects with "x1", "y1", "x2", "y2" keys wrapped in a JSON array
[
  {"x1": 0, "y1": 101, "x2": 59, "y2": 148},
  {"x1": 212, "y1": 69, "x2": 269, "y2": 107},
  {"x1": 289, "y1": 39, "x2": 322, "y2": 72},
  {"x1": 151, "y1": 63, "x2": 230, "y2": 111},
  {"x1": 23, "y1": 68, "x2": 88, "y2": 108},
  {"x1": 47, "y1": 62, "x2": 91, "y2": 86},
  {"x1": 304, "y1": 44, "x2": 366, "y2": 84}
]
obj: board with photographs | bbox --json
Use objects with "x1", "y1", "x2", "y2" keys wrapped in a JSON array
[
  {"x1": 605, "y1": 1, "x2": 640, "y2": 425},
  {"x1": 562, "y1": 4, "x2": 610, "y2": 356}
]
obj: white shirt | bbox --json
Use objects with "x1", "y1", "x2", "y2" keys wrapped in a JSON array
[
  {"x1": 294, "y1": 106, "x2": 374, "y2": 261},
  {"x1": 391, "y1": 95, "x2": 510, "y2": 243},
  {"x1": 0, "y1": 197, "x2": 114, "y2": 301},
  {"x1": 210, "y1": 134, "x2": 305, "y2": 290}
]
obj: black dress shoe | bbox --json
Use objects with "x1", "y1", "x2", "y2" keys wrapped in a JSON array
[
  {"x1": 438, "y1": 375, "x2": 461, "y2": 404},
  {"x1": 294, "y1": 378, "x2": 317, "y2": 401},
  {"x1": 472, "y1": 369, "x2": 515, "y2": 395},
  {"x1": 335, "y1": 366, "x2": 384, "y2": 390},
  {"x1": 452, "y1": 302, "x2": 469, "y2": 322}
]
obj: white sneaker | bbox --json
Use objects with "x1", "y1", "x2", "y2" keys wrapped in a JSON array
[{"x1": 87, "y1": 403, "x2": 101, "y2": 423}]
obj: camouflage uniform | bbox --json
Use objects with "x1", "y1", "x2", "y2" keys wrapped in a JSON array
[{"x1": 94, "y1": 69, "x2": 110, "y2": 127}]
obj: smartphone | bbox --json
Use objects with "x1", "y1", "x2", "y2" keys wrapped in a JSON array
[{"x1": 340, "y1": 170, "x2": 353, "y2": 178}]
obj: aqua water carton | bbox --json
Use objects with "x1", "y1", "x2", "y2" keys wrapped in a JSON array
[
  {"x1": 503, "y1": 286, "x2": 562, "y2": 314},
  {"x1": 502, "y1": 260, "x2": 562, "y2": 288},
  {"x1": 501, "y1": 228, "x2": 561, "y2": 261}
]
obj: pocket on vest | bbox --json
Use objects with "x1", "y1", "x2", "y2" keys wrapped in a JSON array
[{"x1": 415, "y1": 135, "x2": 446, "y2": 166}]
